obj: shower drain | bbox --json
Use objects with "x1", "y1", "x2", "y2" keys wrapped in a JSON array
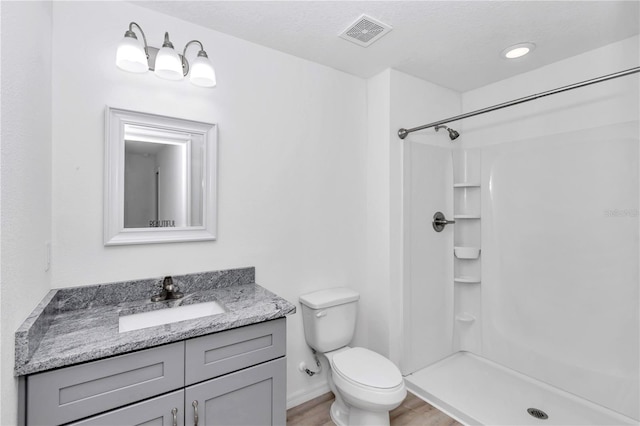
[{"x1": 527, "y1": 408, "x2": 549, "y2": 420}]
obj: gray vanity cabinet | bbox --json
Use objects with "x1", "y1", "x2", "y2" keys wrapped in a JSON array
[{"x1": 23, "y1": 318, "x2": 286, "y2": 426}]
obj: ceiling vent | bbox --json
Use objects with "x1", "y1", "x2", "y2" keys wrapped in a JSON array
[{"x1": 339, "y1": 14, "x2": 392, "y2": 47}]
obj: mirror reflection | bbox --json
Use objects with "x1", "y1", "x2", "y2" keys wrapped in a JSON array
[{"x1": 123, "y1": 125, "x2": 204, "y2": 228}]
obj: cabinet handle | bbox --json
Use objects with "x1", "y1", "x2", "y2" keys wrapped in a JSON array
[
  {"x1": 171, "y1": 407, "x2": 178, "y2": 426},
  {"x1": 192, "y1": 400, "x2": 199, "y2": 426}
]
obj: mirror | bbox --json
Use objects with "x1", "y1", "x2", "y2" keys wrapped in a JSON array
[{"x1": 105, "y1": 107, "x2": 217, "y2": 245}]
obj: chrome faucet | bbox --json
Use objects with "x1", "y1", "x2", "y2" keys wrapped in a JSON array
[{"x1": 151, "y1": 276, "x2": 184, "y2": 302}]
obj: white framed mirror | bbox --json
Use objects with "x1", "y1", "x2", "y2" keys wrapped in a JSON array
[{"x1": 104, "y1": 107, "x2": 217, "y2": 245}]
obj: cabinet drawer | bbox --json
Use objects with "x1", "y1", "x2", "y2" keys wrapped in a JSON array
[
  {"x1": 69, "y1": 389, "x2": 184, "y2": 426},
  {"x1": 185, "y1": 318, "x2": 285, "y2": 385},
  {"x1": 27, "y1": 342, "x2": 184, "y2": 425}
]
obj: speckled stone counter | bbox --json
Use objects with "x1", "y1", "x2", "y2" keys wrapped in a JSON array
[{"x1": 15, "y1": 267, "x2": 296, "y2": 376}]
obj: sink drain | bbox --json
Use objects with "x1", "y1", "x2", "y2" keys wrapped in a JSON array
[{"x1": 527, "y1": 408, "x2": 549, "y2": 420}]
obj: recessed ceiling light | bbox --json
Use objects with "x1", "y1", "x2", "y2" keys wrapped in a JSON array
[{"x1": 501, "y1": 42, "x2": 536, "y2": 59}]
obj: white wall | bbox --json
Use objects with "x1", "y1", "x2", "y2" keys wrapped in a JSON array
[
  {"x1": 49, "y1": 0, "x2": 366, "y2": 410},
  {"x1": 360, "y1": 70, "x2": 391, "y2": 359},
  {"x1": 1, "y1": 3, "x2": 3, "y2": 422},
  {"x1": 0, "y1": 2, "x2": 53, "y2": 424},
  {"x1": 364, "y1": 69, "x2": 460, "y2": 371},
  {"x1": 402, "y1": 142, "x2": 454, "y2": 374},
  {"x1": 462, "y1": 36, "x2": 639, "y2": 419},
  {"x1": 390, "y1": 70, "x2": 461, "y2": 368}
]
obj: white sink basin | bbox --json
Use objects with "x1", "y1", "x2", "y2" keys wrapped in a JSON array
[{"x1": 119, "y1": 301, "x2": 226, "y2": 333}]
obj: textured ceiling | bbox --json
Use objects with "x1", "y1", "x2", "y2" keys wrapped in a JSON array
[{"x1": 135, "y1": 1, "x2": 640, "y2": 92}]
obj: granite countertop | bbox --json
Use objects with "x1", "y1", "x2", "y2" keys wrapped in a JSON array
[{"x1": 15, "y1": 267, "x2": 296, "y2": 376}]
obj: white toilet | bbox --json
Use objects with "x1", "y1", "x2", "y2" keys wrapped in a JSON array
[{"x1": 299, "y1": 288, "x2": 406, "y2": 426}]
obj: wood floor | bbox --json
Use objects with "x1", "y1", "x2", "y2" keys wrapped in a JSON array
[{"x1": 287, "y1": 391, "x2": 462, "y2": 426}]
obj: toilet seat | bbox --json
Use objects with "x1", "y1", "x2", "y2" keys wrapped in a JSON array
[
  {"x1": 331, "y1": 347, "x2": 404, "y2": 390},
  {"x1": 329, "y1": 347, "x2": 406, "y2": 414}
]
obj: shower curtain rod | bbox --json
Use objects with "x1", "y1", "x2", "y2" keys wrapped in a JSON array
[{"x1": 397, "y1": 66, "x2": 640, "y2": 139}]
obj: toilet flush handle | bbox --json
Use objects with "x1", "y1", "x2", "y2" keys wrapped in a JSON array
[{"x1": 315, "y1": 311, "x2": 327, "y2": 318}]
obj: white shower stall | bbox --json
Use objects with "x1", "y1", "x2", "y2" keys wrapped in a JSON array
[{"x1": 399, "y1": 37, "x2": 639, "y2": 425}]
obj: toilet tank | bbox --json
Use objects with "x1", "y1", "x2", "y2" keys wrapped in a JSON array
[{"x1": 299, "y1": 288, "x2": 359, "y2": 353}]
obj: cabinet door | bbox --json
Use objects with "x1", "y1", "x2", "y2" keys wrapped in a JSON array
[
  {"x1": 69, "y1": 390, "x2": 184, "y2": 426},
  {"x1": 185, "y1": 357, "x2": 286, "y2": 426}
]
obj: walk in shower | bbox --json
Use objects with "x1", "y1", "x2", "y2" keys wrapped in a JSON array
[{"x1": 400, "y1": 66, "x2": 639, "y2": 425}]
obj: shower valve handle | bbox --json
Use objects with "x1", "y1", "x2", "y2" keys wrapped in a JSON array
[{"x1": 432, "y1": 212, "x2": 455, "y2": 232}]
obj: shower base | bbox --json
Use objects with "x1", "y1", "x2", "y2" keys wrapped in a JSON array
[{"x1": 405, "y1": 352, "x2": 637, "y2": 425}]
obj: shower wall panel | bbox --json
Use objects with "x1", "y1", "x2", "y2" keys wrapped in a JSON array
[
  {"x1": 481, "y1": 122, "x2": 639, "y2": 419},
  {"x1": 402, "y1": 142, "x2": 454, "y2": 375}
]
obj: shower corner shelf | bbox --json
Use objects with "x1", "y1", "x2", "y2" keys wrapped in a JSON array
[
  {"x1": 454, "y1": 276, "x2": 481, "y2": 284},
  {"x1": 453, "y1": 214, "x2": 481, "y2": 219},
  {"x1": 455, "y1": 313, "x2": 476, "y2": 323},
  {"x1": 454, "y1": 246, "x2": 481, "y2": 259},
  {"x1": 453, "y1": 182, "x2": 480, "y2": 188}
]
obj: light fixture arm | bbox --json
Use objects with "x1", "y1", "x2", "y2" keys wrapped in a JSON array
[
  {"x1": 183, "y1": 40, "x2": 205, "y2": 57},
  {"x1": 127, "y1": 22, "x2": 149, "y2": 57}
]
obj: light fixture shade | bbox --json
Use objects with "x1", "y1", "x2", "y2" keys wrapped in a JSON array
[
  {"x1": 190, "y1": 55, "x2": 216, "y2": 87},
  {"x1": 154, "y1": 46, "x2": 183, "y2": 81},
  {"x1": 116, "y1": 36, "x2": 148, "y2": 73}
]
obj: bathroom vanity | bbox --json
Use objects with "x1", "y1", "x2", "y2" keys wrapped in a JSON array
[{"x1": 15, "y1": 268, "x2": 295, "y2": 426}]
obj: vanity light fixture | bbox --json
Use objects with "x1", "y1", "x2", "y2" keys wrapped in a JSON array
[
  {"x1": 501, "y1": 42, "x2": 536, "y2": 59},
  {"x1": 116, "y1": 22, "x2": 217, "y2": 88}
]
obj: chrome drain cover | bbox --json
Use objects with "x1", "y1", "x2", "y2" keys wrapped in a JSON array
[{"x1": 527, "y1": 408, "x2": 549, "y2": 420}]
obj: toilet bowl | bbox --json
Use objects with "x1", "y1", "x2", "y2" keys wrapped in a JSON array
[
  {"x1": 326, "y1": 347, "x2": 406, "y2": 426},
  {"x1": 299, "y1": 288, "x2": 406, "y2": 426}
]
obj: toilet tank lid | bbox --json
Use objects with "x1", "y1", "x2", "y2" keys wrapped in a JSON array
[{"x1": 299, "y1": 287, "x2": 359, "y2": 309}]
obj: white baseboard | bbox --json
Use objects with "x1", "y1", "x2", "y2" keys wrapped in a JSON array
[{"x1": 286, "y1": 382, "x2": 332, "y2": 409}]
